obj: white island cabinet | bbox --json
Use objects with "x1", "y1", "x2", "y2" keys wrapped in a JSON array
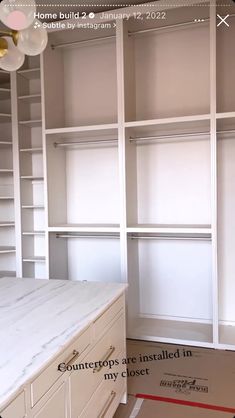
[{"x1": 0, "y1": 277, "x2": 127, "y2": 418}]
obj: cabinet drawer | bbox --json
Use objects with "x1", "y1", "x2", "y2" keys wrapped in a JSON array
[
  {"x1": 31, "y1": 326, "x2": 91, "y2": 407},
  {"x1": 94, "y1": 295, "x2": 124, "y2": 341},
  {"x1": 33, "y1": 383, "x2": 66, "y2": 418},
  {"x1": 0, "y1": 391, "x2": 25, "y2": 418},
  {"x1": 79, "y1": 359, "x2": 126, "y2": 418},
  {"x1": 71, "y1": 313, "x2": 125, "y2": 417}
]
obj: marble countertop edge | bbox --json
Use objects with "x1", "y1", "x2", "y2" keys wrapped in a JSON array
[{"x1": 0, "y1": 278, "x2": 127, "y2": 410}]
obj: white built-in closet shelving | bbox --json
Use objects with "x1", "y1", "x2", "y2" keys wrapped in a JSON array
[
  {"x1": 0, "y1": 69, "x2": 16, "y2": 278},
  {"x1": 9, "y1": 0, "x2": 235, "y2": 350},
  {"x1": 12, "y1": 56, "x2": 46, "y2": 279}
]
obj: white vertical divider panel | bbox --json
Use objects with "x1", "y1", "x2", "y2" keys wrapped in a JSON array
[
  {"x1": 116, "y1": 19, "x2": 128, "y2": 284},
  {"x1": 116, "y1": 21, "x2": 128, "y2": 384},
  {"x1": 118, "y1": 18, "x2": 140, "y2": 327},
  {"x1": 40, "y1": 53, "x2": 49, "y2": 279},
  {"x1": 10, "y1": 72, "x2": 22, "y2": 277},
  {"x1": 210, "y1": 2, "x2": 218, "y2": 346}
]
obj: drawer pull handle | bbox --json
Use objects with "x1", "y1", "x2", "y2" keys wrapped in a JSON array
[
  {"x1": 65, "y1": 349, "x2": 80, "y2": 366},
  {"x1": 93, "y1": 345, "x2": 115, "y2": 373},
  {"x1": 98, "y1": 390, "x2": 116, "y2": 418}
]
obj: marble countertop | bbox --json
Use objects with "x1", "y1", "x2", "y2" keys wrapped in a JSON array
[{"x1": 0, "y1": 277, "x2": 126, "y2": 409}]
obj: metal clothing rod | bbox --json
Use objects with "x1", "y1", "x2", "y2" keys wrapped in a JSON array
[
  {"x1": 218, "y1": 129, "x2": 235, "y2": 136},
  {"x1": 130, "y1": 129, "x2": 235, "y2": 143},
  {"x1": 128, "y1": 14, "x2": 235, "y2": 37},
  {"x1": 128, "y1": 19, "x2": 209, "y2": 36},
  {"x1": 54, "y1": 139, "x2": 118, "y2": 147},
  {"x1": 51, "y1": 35, "x2": 115, "y2": 49},
  {"x1": 56, "y1": 234, "x2": 119, "y2": 239},
  {"x1": 130, "y1": 132, "x2": 209, "y2": 143},
  {"x1": 129, "y1": 235, "x2": 211, "y2": 241},
  {"x1": 51, "y1": 13, "x2": 235, "y2": 48},
  {"x1": 53, "y1": 130, "x2": 235, "y2": 148}
]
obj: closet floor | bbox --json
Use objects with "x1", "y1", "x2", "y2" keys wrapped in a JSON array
[{"x1": 114, "y1": 339, "x2": 235, "y2": 418}]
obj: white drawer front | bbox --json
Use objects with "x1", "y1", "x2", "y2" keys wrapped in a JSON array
[
  {"x1": 0, "y1": 392, "x2": 25, "y2": 418},
  {"x1": 31, "y1": 326, "x2": 91, "y2": 407},
  {"x1": 79, "y1": 358, "x2": 126, "y2": 418},
  {"x1": 71, "y1": 313, "x2": 125, "y2": 417},
  {"x1": 33, "y1": 383, "x2": 66, "y2": 418},
  {"x1": 94, "y1": 295, "x2": 124, "y2": 341}
]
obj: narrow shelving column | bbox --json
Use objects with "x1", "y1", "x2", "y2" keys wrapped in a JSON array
[
  {"x1": 0, "y1": 70, "x2": 16, "y2": 278},
  {"x1": 15, "y1": 57, "x2": 46, "y2": 279}
]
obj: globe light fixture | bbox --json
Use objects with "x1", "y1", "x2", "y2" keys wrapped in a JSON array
[
  {"x1": 18, "y1": 20, "x2": 48, "y2": 56},
  {"x1": 0, "y1": 0, "x2": 48, "y2": 71},
  {"x1": 0, "y1": 0, "x2": 36, "y2": 30},
  {"x1": 0, "y1": 36, "x2": 25, "y2": 71}
]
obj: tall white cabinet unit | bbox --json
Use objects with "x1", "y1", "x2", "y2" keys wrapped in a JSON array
[
  {"x1": 9, "y1": 56, "x2": 47, "y2": 278},
  {"x1": 43, "y1": 23, "x2": 122, "y2": 284},
  {"x1": 216, "y1": 1, "x2": 235, "y2": 347},
  {"x1": 0, "y1": 70, "x2": 16, "y2": 278},
  {"x1": 14, "y1": 57, "x2": 46, "y2": 279},
  {"x1": 122, "y1": 4, "x2": 212, "y2": 347},
  {"x1": 10, "y1": 0, "x2": 235, "y2": 350}
]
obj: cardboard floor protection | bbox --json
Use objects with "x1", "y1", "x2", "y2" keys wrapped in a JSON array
[{"x1": 114, "y1": 340, "x2": 235, "y2": 418}]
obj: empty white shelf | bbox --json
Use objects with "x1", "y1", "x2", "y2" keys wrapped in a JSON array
[
  {"x1": 0, "y1": 141, "x2": 12, "y2": 147},
  {"x1": 125, "y1": 114, "x2": 211, "y2": 128},
  {"x1": 22, "y1": 205, "x2": 44, "y2": 209},
  {"x1": 23, "y1": 256, "x2": 45, "y2": 263},
  {"x1": 20, "y1": 175, "x2": 44, "y2": 181},
  {"x1": 45, "y1": 123, "x2": 118, "y2": 136},
  {"x1": 0, "y1": 246, "x2": 16, "y2": 254},
  {"x1": 22, "y1": 231, "x2": 45, "y2": 236},
  {"x1": 48, "y1": 224, "x2": 120, "y2": 233},
  {"x1": 20, "y1": 147, "x2": 42, "y2": 153},
  {"x1": 17, "y1": 68, "x2": 40, "y2": 80},
  {"x1": 18, "y1": 94, "x2": 41, "y2": 103},
  {"x1": 19, "y1": 120, "x2": 42, "y2": 128},
  {"x1": 0, "y1": 113, "x2": 11, "y2": 121},
  {"x1": 216, "y1": 112, "x2": 235, "y2": 120},
  {"x1": 0, "y1": 222, "x2": 15, "y2": 227},
  {"x1": 0, "y1": 197, "x2": 14, "y2": 200},
  {"x1": 127, "y1": 224, "x2": 212, "y2": 235},
  {"x1": 0, "y1": 88, "x2": 11, "y2": 99},
  {"x1": 129, "y1": 318, "x2": 213, "y2": 348}
]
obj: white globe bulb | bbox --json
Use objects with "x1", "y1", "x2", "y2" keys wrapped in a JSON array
[
  {"x1": 0, "y1": 0, "x2": 36, "y2": 30},
  {"x1": 17, "y1": 20, "x2": 48, "y2": 56},
  {"x1": 0, "y1": 37, "x2": 25, "y2": 71}
]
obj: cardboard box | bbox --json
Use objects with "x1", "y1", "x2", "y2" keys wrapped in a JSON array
[{"x1": 114, "y1": 340, "x2": 235, "y2": 418}]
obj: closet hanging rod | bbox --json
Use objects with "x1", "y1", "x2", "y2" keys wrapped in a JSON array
[
  {"x1": 54, "y1": 139, "x2": 118, "y2": 147},
  {"x1": 56, "y1": 234, "x2": 119, "y2": 239},
  {"x1": 129, "y1": 235, "x2": 211, "y2": 241},
  {"x1": 128, "y1": 14, "x2": 235, "y2": 36},
  {"x1": 129, "y1": 131, "x2": 209, "y2": 142},
  {"x1": 51, "y1": 12, "x2": 235, "y2": 48},
  {"x1": 130, "y1": 129, "x2": 235, "y2": 143},
  {"x1": 128, "y1": 19, "x2": 209, "y2": 36},
  {"x1": 51, "y1": 35, "x2": 115, "y2": 49}
]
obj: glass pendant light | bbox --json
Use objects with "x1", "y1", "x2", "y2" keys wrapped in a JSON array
[
  {"x1": 0, "y1": 0, "x2": 36, "y2": 30},
  {"x1": 17, "y1": 20, "x2": 48, "y2": 56},
  {"x1": 0, "y1": 37, "x2": 25, "y2": 71}
]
